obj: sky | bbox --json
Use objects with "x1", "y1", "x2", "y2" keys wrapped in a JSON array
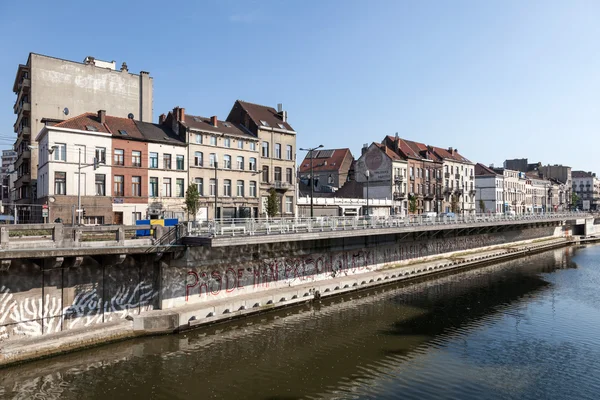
[{"x1": 0, "y1": 0, "x2": 599, "y2": 172}]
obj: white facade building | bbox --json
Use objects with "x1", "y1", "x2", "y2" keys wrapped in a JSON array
[{"x1": 146, "y1": 142, "x2": 187, "y2": 220}]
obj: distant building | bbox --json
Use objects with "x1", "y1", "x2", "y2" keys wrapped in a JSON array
[
  {"x1": 429, "y1": 146, "x2": 476, "y2": 215},
  {"x1": 572, "y1": 171, "x2": 600, "y2": 211},
  {"x1": 503, "y1": 158, "x2": 541, "y2": 173},
  {"x1": 12, "y1": 53, "x2": 153, "y2": 211},
  {"x1": 538, "y1": 165, "x2": 572, "y2": 209},
  {"x1": 1, "y1": 150, "x2": 17, "y2": 207},
  {"x1": 298, "y1": 148, "x2": 354, "y2": 193}
]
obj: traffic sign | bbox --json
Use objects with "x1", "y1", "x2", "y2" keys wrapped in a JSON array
[{"x1": 42, "y1": 209, "x2": 49, "y2": 217}]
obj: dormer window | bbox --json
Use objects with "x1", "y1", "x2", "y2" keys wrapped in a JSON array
[
  {"x1": 260, "y1": 120, "x2": 269, "y2": 127},
  {"x1": 85, "y1": 125, "x2": 98, "y2": 132}
]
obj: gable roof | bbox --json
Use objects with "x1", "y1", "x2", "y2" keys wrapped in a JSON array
[
  {"x1": 375, "y1": 143, "x2": 404, "y2": 161},
  {"x1": 572, "y1": 170, "x2": 594, "y2": 178},
  {"x1": 298, "y1": 148, "x2": 353, "y2": 173},
  {"x1": 182, "y1": 114, "x2": 256, "y2": 139},
  {"x1": 428, "y1": 146, "x2": 472, "y2": 164},
  {"x1": 47, "y1": 111, "x2": 183, "y2": 145},
  {"x1": 234, "y1": 100, "x2": 295, "y2": 131},
  {"x1": 475, "y1": 163, "x2": 499, "y2": 176}
]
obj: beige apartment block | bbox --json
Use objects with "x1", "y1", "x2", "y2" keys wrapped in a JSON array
[
  {"x1": 164, "y1": 107, "x2": 261, "y2": 220},
  {"x1": 12, "y1": 53, "x2": 153, "y2": 207},
  {"x1": 227, "y1": 101, "x2": 297, "y2": 216}
]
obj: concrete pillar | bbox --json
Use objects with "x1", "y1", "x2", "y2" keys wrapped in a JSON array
[
  {"x1": 74, "y1": 229, "x2": 82, "y2": 246},
  {"x1": 0, "y1": 227, "x2": 8, "y2": 250},
  {"x1": 117, "y1": 227, "x2": 125, "y2": 245},
  {"x1": 53, "y1": 224, "x2": 64, "y2": 247}
]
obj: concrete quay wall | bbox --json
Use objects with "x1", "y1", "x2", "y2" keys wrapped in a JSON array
[{"x1": 0, "y1": 222, "x2": 567, "y2": 366}]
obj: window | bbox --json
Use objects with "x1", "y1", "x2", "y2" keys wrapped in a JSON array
[
  {"x1": 95, "y1": 174, "x2": 105, "y2": 196},
  {"x1": 195, "y1": 133, "x2": 202, "y2": 144},
  {"x1": 150, "y1": 177, "x2": 158, "y2": 197},
  {"x1": 249, "y1": 157, "x2": 257, "y2": 171},
  {"x1": 285, "y1": 196, "x2": 293, "y2": 213},
  {"x1": 286, "y1": 168, "x2": 293, "y2": 184},
  {"x1": 237, "y1": 180, "x2": 244, "y2": 197},
  {"x1": 262, "y1": 141, "x2": 269, "y2": 157},
  {"x1": 328, "y1": 174, "x2": 334, "y2": 184},
  {"x1": 250, "y1": 181, "x2": 257, "y2": 197},
  {"x1": 262, "y1": 166, "x2": 269, "y2": 182},
  {"x1": 209, "y1": 179, "x2": 216, "y2": 196},
  {"x1": 209, "y1": 153, "x2": 216, "y2": 168},
  {"x1": 224, "y1": 138, "x2": 231, "y2": 148},
  {"x1": 163, "y1": 154, "x2": 172, "y2": 169},
  {"x1": 194, "y1": 152, "x2": 203, "y2": 167},
  {"x1": 236, "y1": 156, "x2": 244, "y2": 170},
  {"x1": 275, "y1": 143, "x2": 281, "y2": 159},
  {"x1": 176, "y1": 178, "x2": 184, "y2": 197},
  {"x1": 176, "y1": 155, "x2": 184, "y2": 170},
  {"x1": 249, "y1": 142, "x2": 256, "y2": 151},
  {"x1": 163, "y1": 178, "x2": 172, "y2": 197},
  {"x1": 286, "y1": 145, "x2": 292, "y2": 160},
  {"x1": 260, "y1": 120, "x2": 269, "y2": 127},
  {"x1": 223, "y1": 179, "x2": 231, "y2": 196},
  {"x1": 238, "y1": 140, "x2": 244, "y2": 149},
  {"x1": 195, "y1": 178, "x2": 203, "y2": 196},
  {"x1": 210, "y1": 136, "x2": 217, "y2": 146},
  {"x1": 132, "y1": 151, "x2": 141, "y2": 167},
  {"x1": 274, "y1": 167, "x2": 282, "y2": 182},
  {"x1": 95, "y1": 147, "x2": 106, "y2": 164},
  {"x1": 132, "y1": 212, "x2": 142, "y2": 222},
  {"x1": 130, "y1": 176, "x2": 141, "y2": 197},
  {"x1": 114, "y1": 149, "x2": 124, "y2": 166},
  {"x1": 114, "y1": 175, "x2": 124, "y2": 196},
  {"x1": 150, "y1": 152, "x2": 158, "y2": 168},
  {"x1": 53, "y1": 143, "x2": 67, "y2": 161},
  {"x1": 54, "y1": 172, "x2": 66, "y2": 195},
  {"x1": 223, "y1": 155, "x2": 231, "y2": 169}
]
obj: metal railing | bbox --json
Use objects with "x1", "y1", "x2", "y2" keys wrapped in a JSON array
[{"x1": 186, "y1": 211, "x2": 591, "y2": 238}]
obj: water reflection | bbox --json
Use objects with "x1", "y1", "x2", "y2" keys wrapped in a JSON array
[{"x1": 2, "y1": 246, "x2": 599, "y2": 400}]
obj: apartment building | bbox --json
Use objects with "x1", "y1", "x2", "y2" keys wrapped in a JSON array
[
  {"x1": 538, "y1": 164, "x2": 572, "y2": 210},
  {"x1": 355, "y1": 143, "x2": 408, "y2": 216},
  {"x1": 12, "y1": 53, "x2": 153, "y2": 207},
  {"x1": 165, "y1": 107, "x2": 260, "y2": 220},
  {"x1": 298, "y1": 148, "x2": 354, "y2": 193},
  {"x1": 382, "y1": 135, "x2": 442, "y2": 214},
  {"x1": 226, "y1": 101, "x2": 296, "y2": 216},
  {"x1": 1, "y1": 150, "x2": 17, "y2": 207},
  {"x1": 474, "y1": 163, "x2": 504, "y2": 213},
  {"x1": 429, "y1": 146, "x2": 476, "y2": 214},
  {"x1": 36, "y1": 110, "x2": 185, "y2": 224},
  {"x1": 572, "y1": 171, "x2": 600, "y2": 211}
]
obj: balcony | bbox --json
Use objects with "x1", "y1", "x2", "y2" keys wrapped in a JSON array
[
  {"x1": 17, "y1": 78, "x2": 30, "y2": 93},
  {"x1": 17, "y1": 125, "x2": 30, "y2": 138},
  {"x1": 394, "y1": 176, "x2": 403, "y2": 183},
  {"x1": 443, "y1": 187, "x2": 453, "y2": 194},
  {"x1": 14, "y1": 100, "x2": 31, "y2": 115},
  {"x1": 14, "y1": 173, "x2": 31, "y2": 186},
  {"x1": 469, "y1": 189, "x2": 477, "y2": 196},
  {"x1": 455, "y1": 174, "x2": 461, "y2": 179},
  {"x1": 271, "y1": 181, "x2": 291, "y2": 190},
  {"x1": 444, "y1": 172, "x2": 450, "y2": 178},
  {"x1": 410, "y1": 176, "x2": 414, "y2": 181},
  {"x1": 393, "y1": 191, "x2": 406, "y2": 200},
  {"x1": 455, "y1": 188, "x2": 464, "y2": 195},
  {"x1": 424, "y1": 191, "x2": 435, "y2": 199},
  {"x1": 469, "y1": 176, "x2": 474, "y2": 180}
]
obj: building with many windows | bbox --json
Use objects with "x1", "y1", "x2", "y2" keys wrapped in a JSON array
[
  {"x1": 572, "y1": 171, "x2": 600, "y2": 211},
  {"x1": 12, "y1": 53, "x2": 153, "y2": 207},
  {"x1": 298, "y1": 148, "x2": 354, "y2": 193},
  {"x1": 164, "y1": 107, "x2": 260, "y2": 220},
  {"x1": 35, "y1": 110, "x2": 185, "y2": 225},
  {"x1": 226, "y1": 101, "x2": 296, "y2": 216},
  {"x1": 428, "y1": 146, "x2": 475, "y2": 214}
]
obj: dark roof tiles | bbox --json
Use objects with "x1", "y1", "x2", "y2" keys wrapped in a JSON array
[
  {"x1": 236, "y1": 100, "x2": 294, "y2": 131},
  {"x1": 298, "y1": 148, "x2": 352, "y2": 173}
]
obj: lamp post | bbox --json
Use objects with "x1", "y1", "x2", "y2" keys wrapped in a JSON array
[
  {"x1": 299, "y1": 145, "x2": 323, "y2": 218},
  {"x1": 365, "y1": 170, "x2": 370, "y2": 216},
  {"x1": 214, "y1": 156, "x2": 218, "y2": 221}
]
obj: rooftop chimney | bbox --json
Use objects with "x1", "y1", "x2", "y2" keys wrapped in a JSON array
[
  {"x1": 98, "y1": 110, "x2": 106, "y2": 124},
  {"x1": 121, "y1": 62, "x2": 128, "y2": 72},
  {"x1": 159, "y1": 113, "x2": 166, "y2": 125},
  {"x1": 448, "y1": 147, "x2": 453, "y2": 154},
  {"x1": 277, "y1": 103, "x2": 283, "y2": 113},
  {"x1": 172, "y1": 106, "x2": 185, "y2": 122},
  {"x1": 210, "y1": 116, "x2": 218, "y2": 127},
  {"x1": 361, "y1": 143, "x2": 369, "y2": 156},
  {"x1": 277, "y1": 104, "x2": 287, "y2": 122}
]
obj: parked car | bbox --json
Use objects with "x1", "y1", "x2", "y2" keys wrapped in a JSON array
[{"x1": 440, "y1": 212, "x2": 456, "y2": 219}]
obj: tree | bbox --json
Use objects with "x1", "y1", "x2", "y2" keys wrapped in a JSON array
[
  {"x1": 408, "y1": 195, "x2": 417, "y2": 214},
  {"x1": 184, "y1": 184, "x2": 201, "y2": 221},
  {"x1": 571, "y1": 192, "x2": 580, "y2": 210},
  {"x1": 479, "y1": 199, "x2": 486, "y2": 214},
  {"x1": 451, "y1": 195, "x2": 460, "y2": 214},
  {"x1": 266, "y1": 188, "x2": 279, "y2": 217}
]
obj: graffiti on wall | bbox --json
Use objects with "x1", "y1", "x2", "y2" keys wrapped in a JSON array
[
  {"x1": 0, "y1": 282, "x2": 157, "y2": 341},
  {"x1": 180, "y1": 227, "x2": 553, "y2": 304}
]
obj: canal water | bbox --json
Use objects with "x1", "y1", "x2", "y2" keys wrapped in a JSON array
[{"x1": 2, "y1": 245, "x2": 600, "y2": 400}]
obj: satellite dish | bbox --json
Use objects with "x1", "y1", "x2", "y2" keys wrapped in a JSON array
[
  {"x1": 63, "y1": 107, "x2": 69, "y2": 116},
  {"x1": 128, "y1": 113, "x2": 134, "y2": 119}
]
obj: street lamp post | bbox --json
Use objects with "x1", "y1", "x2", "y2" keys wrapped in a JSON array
[
  {"x1": 365, "y1": 170, "x2": 370, "y2": 216},
  {"x1": 214, "y1": 157, "x2": 218, "y2": 221},
  {"x1": 299, "y1": 145, "x2": 323, "y2": 218}
]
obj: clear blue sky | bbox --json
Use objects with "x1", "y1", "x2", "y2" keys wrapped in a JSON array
[{"x1": 1, "y1": 0, "x2": 599, "y2": 172}]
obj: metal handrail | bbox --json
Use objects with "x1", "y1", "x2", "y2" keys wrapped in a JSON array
[{"x1": 184, "y1": 211, "x2": 592, "y2": 238}]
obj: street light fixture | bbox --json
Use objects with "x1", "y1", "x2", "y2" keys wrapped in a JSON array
[{"x1": 299, "y1": 144, "x2": 323, "y2": 218}]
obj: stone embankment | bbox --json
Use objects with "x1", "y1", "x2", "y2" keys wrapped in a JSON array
[{"x1": 0, "y1": 236, "x2": 578, "y2": 368}]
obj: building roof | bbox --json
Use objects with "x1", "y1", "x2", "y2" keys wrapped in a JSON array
[
  {"x1": 572, "y1": 170, "x2": 595, "y2": 178},
  {"x1": 384, "y1": 135, "x2": 438, "y2": 162},
  {"x1": 474, "y1": 163, "x2": 499, "y2": 176},
  {"x1": 298, "y1": 148, "x2": 353, "y2": 173},
  {"x1": 182, "y1": 115, "x2": 256, "y2": 139},
  {"x1": 235, "y1": 100, "x2": 295, "y2": 131},
  {"x1": 428, "y1": 146, "x2": 472, "y2": 164},
  {"x1": 47, "y1": 111, "x2": 183, "y2": 145},
  {"x1": 375, "y1": 143, "x2": 403, "y2": 161}
]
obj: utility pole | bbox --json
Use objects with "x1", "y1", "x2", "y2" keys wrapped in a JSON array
[
  {"x1": 77, "y1": 147, "x2": 82, "y2": 225},
  {"x1": 214, "y1": 158, "x2": 218, "y2": 221}
]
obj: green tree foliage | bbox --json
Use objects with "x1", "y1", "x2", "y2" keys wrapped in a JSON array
[
  {"x1": 409, "y1": 195, "x2": 417, "y2": 214},
  {"x1": 184, "y1": 184, "x2": 200, "y2": 221},
  {"x1": 266, "y1": 188, "x2": 279, "y2": 217},
  {"x1": 479, "y1": 199, "x2": 486, "y2": 213}
]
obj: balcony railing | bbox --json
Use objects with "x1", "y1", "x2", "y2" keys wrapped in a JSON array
[
  {"x1": 272, "y1": 181, "x2": 291, "y2": 190},
  {"x1": 393, "y1": 191, "x2": 406, "y2": 200}
]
